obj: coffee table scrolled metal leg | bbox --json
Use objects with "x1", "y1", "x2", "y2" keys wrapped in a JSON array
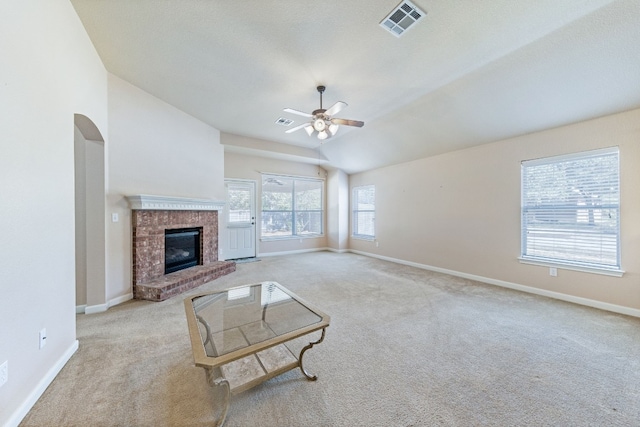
[
  {"x1": 204, "y1": 367, "x2": 230, "y2": 427},
  {"x1": 299, "y1": 328, "x2": 326, "y2": 381}
]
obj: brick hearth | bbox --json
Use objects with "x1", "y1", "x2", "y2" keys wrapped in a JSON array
[
  {"x1": 134, "y1": 263, "x2": 236, "y2": 301},
  {"x1": 130, "y1": 201, "x2": 235, "y2": 302}
]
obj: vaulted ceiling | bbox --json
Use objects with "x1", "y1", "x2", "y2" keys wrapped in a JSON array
[{"x1": 70, "y1": 0, "x2": 640, "y2": 174}]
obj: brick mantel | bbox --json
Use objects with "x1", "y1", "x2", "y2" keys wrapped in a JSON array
[
  {"x1": 126, "y1": 194, "x2": 225, "y2": 211},
  {"x1": 127, "y1": 195, "x2": 234, "y2": 301}
]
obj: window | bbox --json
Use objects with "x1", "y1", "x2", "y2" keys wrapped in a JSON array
[
  {"x1": 353, "y1": 185, "x2": 375, "y2": 239},
  {"x1": 261, "y1": 174, "x2": 323, "y2": 239},
  {"x1": 226, "y1": 182, "x2": 252, "y2": 224},
  {"x1": 521, "y1": 147, "x2": 621, "y2": 274}
]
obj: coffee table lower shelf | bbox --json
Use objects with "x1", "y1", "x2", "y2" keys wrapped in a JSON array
[
  {"x1": 218, "y1": 343, "x2": 300, "y2": 394},
  {"x1": 199, "y1": 328, "x2": 327, "y2": 427}
]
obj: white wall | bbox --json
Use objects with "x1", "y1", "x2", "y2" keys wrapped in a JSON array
[
  {"x1": 104, "y1": 74, "x2": 225, "y2": 307},
  {"x1": 350, "y1": 108, "x2": 640, "y2": 314},
  {"x1": 0, "y1": 1, "x2": 108, "y2": 425},
  {"x1": 327, "y1": 169, "x2": 349, "y2": 252},
  {"x1": 74, "y1": 127, "x2": 88, "y2": 306},
  {"x1": 223, "y1": 146, "x2": 328, "y2": 256}
]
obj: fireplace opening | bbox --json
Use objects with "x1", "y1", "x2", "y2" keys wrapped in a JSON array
[{"x1": 165, "y1": 228, "x2": 201, "y2": 274}]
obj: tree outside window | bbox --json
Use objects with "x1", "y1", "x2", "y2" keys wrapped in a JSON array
[
  {"x1": 261, "y1": 175, "x2": 323, "y2": 239},
  {"x1": 521, "y1": 147, "x2": 620, "y2": 272}
]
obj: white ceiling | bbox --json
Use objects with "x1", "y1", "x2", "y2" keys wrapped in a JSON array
[{"x1": 70, "y1": 0, "x2": 640, "y2": 174}]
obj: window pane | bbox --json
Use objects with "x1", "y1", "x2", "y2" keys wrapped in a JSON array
[
  {"x1": 355, "y1": 185, "x2": 375, "y2": 210},
  {"x1": 356, "y1": 211, "x2": 375, "y2": 236},
  {"x1": 296, "y1": 211, "x2": 323, "y2": 235},
  {"x1": 353, "y1": 185, "x2": 375, "y2": 238},
  {"x1": 521, "y1": 148, "x2": 620, "y2": 270},
  {"x1": 228, "y1": 187, "x2": 251, "y2": 223},
  {"x1": 261, "y1": 174, "x2": 324, "y2": 239},
  {"x1": 295, "y1": 180, "x2": 322, "y2": 210},
  {"x1": 261, "y1": 211, "x2": 292, "y2": 237},
  {"x1": 262, "y1": 177, "x2": 293, "y2": 211}
]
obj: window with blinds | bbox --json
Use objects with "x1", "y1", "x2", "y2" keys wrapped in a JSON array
[
  {"x1": 520, "y1": 147, "x2": 620, "y2": 273},
  {"x1": 353, "y1": 185, "x2": 375, "y2": 239}
]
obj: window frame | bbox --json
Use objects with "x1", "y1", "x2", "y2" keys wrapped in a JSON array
[
  {"x1": 519, "y1": 147, "x2": 623, "y2": 277},
  {"x1": 260, "y1": 174, "x2": 324, "y2": 240},
  {"x1": 352, "y1": 184, "x2": 376, "y2": 240}
]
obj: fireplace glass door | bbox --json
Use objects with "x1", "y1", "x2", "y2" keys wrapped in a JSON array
[{"x1": 165, "y1": 228, "x2": 201, "y2": 274}]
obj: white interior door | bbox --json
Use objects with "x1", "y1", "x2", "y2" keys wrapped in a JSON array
[{"x1": 224, "y1": 180, "x2": 256, "y2": 259}]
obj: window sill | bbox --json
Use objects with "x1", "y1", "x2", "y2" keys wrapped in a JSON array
[
  {"x1": 351, "y1": 235, "x2": 375, "y2": 241},
  {"x1": 261, "y1": 234, "x2": 324, "y2": 242},
  {"x1": 518, "y1": 257, "x2": 624, "y2": 277}
]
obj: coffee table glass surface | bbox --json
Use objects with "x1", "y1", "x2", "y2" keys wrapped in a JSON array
[
  {"x1": 185, "y1": 281, "x2": 330, "y2": 392},
  {"x1": 187, "y1": 281, "x2": 328, "y2": 363}
]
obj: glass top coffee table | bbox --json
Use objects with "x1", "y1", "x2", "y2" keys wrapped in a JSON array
[{"x1": 184, "y1": 281, "x2": 330, "y2": 426}]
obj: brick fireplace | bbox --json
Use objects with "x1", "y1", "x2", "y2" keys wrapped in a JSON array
[{"x1": 127, "y1": 195, "x2": 235, "y2": 301}]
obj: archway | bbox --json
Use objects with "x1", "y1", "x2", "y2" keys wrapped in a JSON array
[{"x1": 74, "y1": 114, "x2": 106, "y2": 313}]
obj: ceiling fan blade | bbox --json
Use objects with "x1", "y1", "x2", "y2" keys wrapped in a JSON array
[
  {"x1": 331, "y1": 118, "x2": 364, "y2": 128},
  {"x1": 283, "y1": 108, "x2": 313, "y2": 118},
  {"x1": 324, "y1": 101, "x2": 347, "y2": 117},
  {"x1": 285, "y1": 122, "x2": 311, "y2": 134}
]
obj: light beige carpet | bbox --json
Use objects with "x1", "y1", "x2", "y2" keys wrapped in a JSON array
[{"x1": 20, "y1": 252, "x2": 640, "y2": 426}]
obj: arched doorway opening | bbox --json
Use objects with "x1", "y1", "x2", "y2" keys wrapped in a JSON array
[{"x1": 74, "y1": 114, "x2": 106, "y2": 313}]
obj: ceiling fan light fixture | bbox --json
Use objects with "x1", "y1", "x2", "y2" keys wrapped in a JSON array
[
  {"x1": 329, "y1": 123, "x2": 339, "y2": 135},
  {"x1": 318, "y1": 130, "x2": 328, "y2": 140},
  {"x1": 313, "y1": 118, "x2": 326, "y2": 132},
  {"x1": 304, "y1": 125, "x2": 314, "y2": 136}
]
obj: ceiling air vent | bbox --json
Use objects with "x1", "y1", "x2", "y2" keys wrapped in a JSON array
[
  {"x1": 275, "y1": 117, "x2": 294, "y2": 126},
  {"x1": 380, "y1": 0, "x2": 426, "y2": 37}
]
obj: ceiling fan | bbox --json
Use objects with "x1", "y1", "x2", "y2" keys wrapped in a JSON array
[{"x1": 283, "y1": 85, "x2": 364, "y2": 141}]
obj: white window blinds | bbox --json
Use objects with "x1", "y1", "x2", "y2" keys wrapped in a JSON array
[
  {"x1": 353, "y1": 185, "x2": 375, "y2": 238},
  {"x1": 521, "y1": 147, "x2": 620, "y2": 272}
]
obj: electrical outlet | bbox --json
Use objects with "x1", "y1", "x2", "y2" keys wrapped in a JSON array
[
  {"x1": 39, "y1": 328, "x2": 47, "y2": 349},
  {"x1": 0, "y1": 360, "x2": 7, "y2": 388},
  {"x1": 549, "y1": 267, "x2": 557, "y2": 277}
]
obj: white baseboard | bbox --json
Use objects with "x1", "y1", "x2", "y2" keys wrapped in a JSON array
[
  {"x1": 80, "y1": 292, "x2": 133, "y2": 315},
  {"x1": 349, "y1": 249, "x2": 640, "y2": 318},
  {"x1": 258, "y1": 247, "x2": 331, "y2": 257},
  {"x1": 326, "y1": 247, "x2": 349, "y2": 254},
  {"x1": 5, "y1": 340, "x2": 79, "y2": 427}
]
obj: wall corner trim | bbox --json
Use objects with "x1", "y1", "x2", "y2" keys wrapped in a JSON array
[
  {"x1": 82, "y1": 292, "x2": 133, "y2": 315},
  {"x1": 6, "y1": 340, "x2": 79, "y2": 427}
]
